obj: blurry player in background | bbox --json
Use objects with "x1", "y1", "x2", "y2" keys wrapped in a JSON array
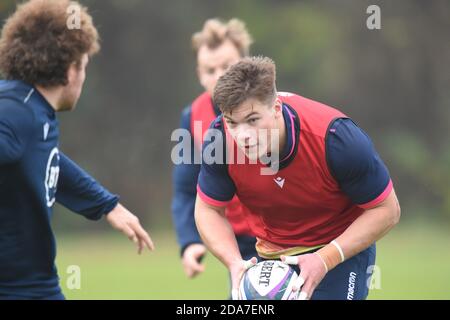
[
  {"x1": 171, "y1": 19, "x2": 257, "y2": 281},
  {"x1": 195, "y1": 56, "x2": 401, "y2": 300},
  {"x1": 0, "y1": 0, "x2": 154, "y2": 300}
]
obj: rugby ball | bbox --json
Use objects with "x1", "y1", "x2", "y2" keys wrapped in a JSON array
[{"x1": 238, "y1": 260, "x2": 299, "y2": 300}]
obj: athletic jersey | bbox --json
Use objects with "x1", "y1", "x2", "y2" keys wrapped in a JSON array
[
  {"x1": 171, "y1": 92, "x2": 253, "y2": 255},
  {"x1": 197, "y1": 92, "x2": 392, "y2": 256},
  {"x1": 0, "y1": 80, "x2": 119, "y2": 299}
]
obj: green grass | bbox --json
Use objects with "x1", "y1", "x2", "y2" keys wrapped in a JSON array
[
  {"x1": 56, "y1": 232, "x2": 229, "y2": 299},
  {"x1": 367, "y1": 223, "x2": 450, "y2": 299},
  {"x1": 55, "y1": 223, "x2": 450, "y2": 300}
]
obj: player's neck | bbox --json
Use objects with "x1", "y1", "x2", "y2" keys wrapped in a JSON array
[{"x1": 35, "y1": 85, "x2": 64, "y2": 112}]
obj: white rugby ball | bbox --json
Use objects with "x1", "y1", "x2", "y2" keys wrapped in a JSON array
[{"x1": 239, "y1": 260, "x2": 299, "y2": 300}]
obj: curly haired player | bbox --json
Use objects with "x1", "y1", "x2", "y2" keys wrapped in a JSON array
[{"x1": 0, "y1": 0, "x2": 154, "y2": 299}]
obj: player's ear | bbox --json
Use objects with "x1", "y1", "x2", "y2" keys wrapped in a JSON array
[
  {"x1": 273, "y1": 97, "x2": 282, "y2": 118},
  {"x1": 66, "y1": 60, "x2": 80, "y2": 86},
  {"x1": 66, "y1": 63, "x2": 76, "y2": 86}
]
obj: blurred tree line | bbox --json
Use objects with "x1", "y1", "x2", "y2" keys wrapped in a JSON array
[{"x1": 1, "y1": 0, "x2": 449, "y2": 232}]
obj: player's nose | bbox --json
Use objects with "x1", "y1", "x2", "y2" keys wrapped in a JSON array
[{"x1": 236, "y1": 127, "x2": 257, "y2": 145}]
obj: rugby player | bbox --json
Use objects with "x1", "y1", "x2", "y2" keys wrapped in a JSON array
[
  {"x1": 195, "y1": 56, "x2": 401, "y2": 300},
  {"x1": 0, "y1": 0, "x2": 154, "y2": 300},
  {"x1": 171, "y1": 19, "x2": 258, "y2": 279}
]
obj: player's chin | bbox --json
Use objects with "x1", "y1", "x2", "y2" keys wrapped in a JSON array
[
  {"x1": 59, "y1": 100, "x2": 78, "y2": 112},
  {"x1": 242, "y1": 147, "x2": 259, "y2": 161}
]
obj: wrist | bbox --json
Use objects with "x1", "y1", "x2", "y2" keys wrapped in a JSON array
[
  {"x1": 226, "y1": 256, "x2": 244, "y2": 270},
  {"x1": 315, "y1": 240, "x2": 345, "y2": 272}
]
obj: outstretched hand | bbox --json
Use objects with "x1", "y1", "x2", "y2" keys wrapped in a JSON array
[{"x1": 106, "y1": 203, "x2": 155, "y2": 254}]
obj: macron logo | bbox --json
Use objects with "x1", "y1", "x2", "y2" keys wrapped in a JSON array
[{"x1": 274, "y1": 177, "x2": 285, "y2": 189}]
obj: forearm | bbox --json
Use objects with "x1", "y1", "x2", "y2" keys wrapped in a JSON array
[
  {"x1": 338, "y1": 190, "x2": 400, "y2": 259},
  {"x1": 56, "y1": 152, "x2": 119, "y2": 220},
  {"x1": 317, "y1": 189, "x2": 400, "y2": 270},
  {"x1": 194, "y1": 195, "x2": 242, "y2": 269}
]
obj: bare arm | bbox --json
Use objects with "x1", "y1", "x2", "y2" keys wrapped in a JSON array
[
  {"x1": 335, "y1": 188, "x2": 401, "y2": 260},
  {"x1": 283, "y1": 188, "x2": 401, "y2": 299},
  {"x1": 195, "y1": 194, "x2": 257, "y2": 296},
  {"x1": 194, "y1": 194, "x2": 242, "y2": 268}
]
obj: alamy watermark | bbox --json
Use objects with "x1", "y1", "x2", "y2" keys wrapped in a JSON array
[
  {"x1": 171, "y1": 123, "x2": 281, "y2": 175},
  {"x1": 66, "y1": 265, "x2": 81, "y2": 290},
  {"x1": 347, "y1": 264, "x2": 381, "y2": 300},
  {"x1": 366, "y1": 5, "x2": 381, "y2": 30},
  {"x1": 66, "y1": 4, "x2": 81, "y2": 30},
  {"x1": 367, "y1": 264, "x2": 382, "y2": 290}
]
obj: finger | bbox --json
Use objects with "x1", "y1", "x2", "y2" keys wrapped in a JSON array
[
  {"x1": 122, "y1": 224, "x2": 138, "y2": 243},
  {"x1": 188, "y1": 269, "x2": 199, "y2": 279},
  {"x1": 281, "y1": 255, "x2": 299, "y2": 265},
  {"x1": 133, "y1": 223, "x2": 155, "y2": 251},
  {"x1": 193, "y1": 264, "x2": 205, "y2": 275},
  {"x1": 142, "y1": 232, "x2": 155, "y2": 251},
  {"x1": 183, "y1": 265, "x2": 194, "y2": 278},
  {"x1": 231, "y1": 288, "x2": 239, "y2": 300},
  {"x1": 291, "y1": 275, "x2": 305, "y2": 292},
  {"x1": 297, "y1": 279, "x2": 314, "y2": 300},
  {"x1": 189, "y1": 259, "x2": 206, "y2": 278},
  {"x1": 189, "y1": 258, "x2": 205, "y2": 274},
  {"x1": 243, "y1": 257, "x2": 257, "y2": 270},
  {"x1": 298, "y1": 291, "x2": 309, "y2": 300},
  {"x1": 193, "y1": 248, "x2": 206, "y2": 261},
  {"x1": 138, "y1": 238, "x2": 144, "y2": 255},
  {"x1": 185, "y1": 253, "x2": 205, "y2": 276},
  {"x1": 129, "y1": 221, "x2": 153, "y2": 251},
  {"x1": 182, "y1": 258, "x2": 195, "y2": 278}
]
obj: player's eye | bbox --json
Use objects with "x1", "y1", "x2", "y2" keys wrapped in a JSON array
[
  {"x1": 226, "y1": 120, "x2": 237, "y2": 127},
  {"x1": 248, "y1": 118, "x2": 259, "y2": 124}
]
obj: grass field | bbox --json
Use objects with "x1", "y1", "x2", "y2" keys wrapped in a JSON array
[{"x1": 55, "y1": 222, "x2": 450, "y2": 300}]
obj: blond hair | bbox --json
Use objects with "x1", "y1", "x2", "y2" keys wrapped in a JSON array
[{"x1": 192, "y1": 18, "x2": 253, "y2": 57}]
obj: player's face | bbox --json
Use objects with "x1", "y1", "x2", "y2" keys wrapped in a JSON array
[
  {"x1": 223, "y1": 97, "x2": 283, "y2": 161},
  {"x1": 197, "y1": 40, "x2": 241, "y2": 96},
  {"x1": 59, "y1": 53, "x2": 89, "y2": 111}
]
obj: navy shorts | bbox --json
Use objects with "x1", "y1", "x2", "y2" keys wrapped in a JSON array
[
  {"x1": 288, "y1": 243, "x2": 376, "y2": 300},
  {"x1": 236, "y1": 234, "x2": 258, "y2": 261},
  {"x1": 0, "y1": 291, "x2": 65, "y2": 300}
]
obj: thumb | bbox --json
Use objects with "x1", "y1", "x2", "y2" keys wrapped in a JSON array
[
  {"x1": 292, "y1": 274, "x2": 305, "y2": 292},
  {"x1": 281, "y1": 255, "x2": 299, "y2": 265}
]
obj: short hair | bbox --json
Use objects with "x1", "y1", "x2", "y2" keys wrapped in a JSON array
[
  {"x1": 213, "y1": 56, "x2": 277, "y2": 113},
  {"x1": 192, "y1": 18, "x2": 253, "y2": 57},
  {"x1": 0, "y1": 0, "x2": 100, "y2": 87}
]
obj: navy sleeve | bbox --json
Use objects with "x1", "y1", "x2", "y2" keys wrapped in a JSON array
[
  {"x1": 56, "y1": 152, "x2": 119, "y2": 221},
  {"x1": 0, "y1": 99, "x2": 34, "y2": 165},
  {"x1": 171, "y1": 106, "x2": 203, "y2": 254},
  {"x1": 197, "y1": 117, "x2": 236, "y2": 206},
  {"x1": 326, "y1": 118, "x2": 392, "y2": 208}
]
